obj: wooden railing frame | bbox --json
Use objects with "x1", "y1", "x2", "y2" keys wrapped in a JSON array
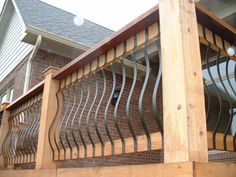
[
  {"x1": 0, "y1": 162, "x2": 236, "y2": 177},
  {"x1": 160, "y1": 0, "x2": 209, "y2": 163},
  {"x1": 0, "y1": 2, "x2": 235, "y2": 176},
  {"x1": 35, "y1": 66, "x2": 60, "y2": 169},
  {"x1": 0, "y1": 102, "x2": 10, "y2": 168},
  {"x1": 53, "y1": 2, "x2": 236, "y2": 81}
]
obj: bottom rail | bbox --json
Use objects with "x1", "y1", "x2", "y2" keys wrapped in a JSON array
[
  {"x1": 0, "y1": 162, "x2": 236, "y2": 177},
  {"x1": 54, "y1": 132, "x2": 162, "y2": 160},
  {"x1": 207, "y1": 132, "x2": 234, "y2": 152},
  {"x1": 53, "y1": 131, "x2": 235, "y2": 161}
]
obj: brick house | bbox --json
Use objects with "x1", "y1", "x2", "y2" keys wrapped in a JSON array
[
  {"x1": 0, "y1": 0, "x2": 235, "y2": 171},
  {"x1": 0, "y1": 0, "x2": 113, "y2": 103}
]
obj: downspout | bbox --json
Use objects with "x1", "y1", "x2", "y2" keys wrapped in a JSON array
[{"x1": 23, "y1": 35, "x2": 42, "y2": 93}]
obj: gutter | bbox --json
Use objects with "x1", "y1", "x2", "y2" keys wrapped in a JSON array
[
  {"x1": 25, "y1": 26, "x2": 90, "y2": 51},
  {"x1": 23, "y1": 35, "x2": 42, "y2": 94}
]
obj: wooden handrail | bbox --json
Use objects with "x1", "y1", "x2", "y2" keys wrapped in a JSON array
[
  {"x1": 53, "y1": 5, "x2": 159, "y2": 80},
  {"x1": 54, "y1": 132, "x2": 162, "y2": 161},
  {"x1": 6, "y1": 81, "x2": 44, "y2": 111},
  {"x1": 195, "y1": 3, "x2": 236, "y2": 45},
  {"x1": 53, "y1": 3, "x2": 236, "y2": 81}
]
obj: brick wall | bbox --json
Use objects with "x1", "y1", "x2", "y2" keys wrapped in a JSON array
[
  {"x1": 57, "y1": 151, "x2": 163, "y2": 168},
  {"x1": 56, "y1": 61, "x2": 164, "y2": 168},
  {"x1": 14, "y1": 60, "x2": 164, "y2": 170},
  {"x1": 5, "y1": 47, "x2": 236, "y2": 169},
  {"x1": 0, "y1": 49, "x2": 72, "y2": 102},
  {"x1": 209, "y1": 151, "x2": 236, "y2": 163},
  {"x1": 0, "y1": 55, "x2": 29, "y2": 100},
  {"x1": 30, "y1": 49, "x2": 72, "y2": 89}
]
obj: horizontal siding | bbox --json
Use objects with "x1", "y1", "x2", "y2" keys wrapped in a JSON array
[{"x1": 0, "y1": 10, "x2": 33, "y2": 82}]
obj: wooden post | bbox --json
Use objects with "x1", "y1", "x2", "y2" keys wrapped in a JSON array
[
  {"x1": 35, "y1": 67, "x2": 60, "y2": 169},
  {"x1": 0, "y1": 102, "x2": 10, "y2": 168},
  {"x1": 159, "y1": 0, "x2": 208, "y2": 163}
]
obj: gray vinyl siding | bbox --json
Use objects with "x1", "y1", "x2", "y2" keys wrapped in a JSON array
[{"x1": 0, "y1": 10, "x2": 33, "y2": 82}]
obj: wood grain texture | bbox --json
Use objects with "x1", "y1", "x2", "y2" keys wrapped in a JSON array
[
  {"x1": 194, "y1": 162, "x2": 236, "y2": 177},
  {"x1": 35, "y1": 67, "x2": 60, "y2": 169},
  {"x1": 195, "y1": 3, "x2": 236, "y2": 46},
  {"x1": 159, "y1": 0, "x2": 208, "y2": 163},
  {"x1": 54, "y1": 132, "x2": 162, "y2": 160},
  {"x1": 53, "y1": 2, "x2": 236, "y2": 81},
  {"x1": 57, "y1": 162, "x2": 194, "y2": 177},
  {"x1": 53, "y1": 5, "x2": 159, "y2": 80},
  {"x1": 6, "y1": 81, "x2": 44, "y2": 111},
  {"x1": 0, "y1": 162, "x2": 235, "y2": 177},
  {"x1": 207, "y1": 132, "x2": 234, "y2": 152},
  {"x1": 0, "y1": 106, "x2": 10, "y2": 168}
]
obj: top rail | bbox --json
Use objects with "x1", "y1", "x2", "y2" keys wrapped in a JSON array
[
  {"x1": 195, "y1": 3, "x2": 236, "y2": 45},
  {"x1": 6, "y1": 81, "x2": 44, "y2": 111},
  {"x1": 53, "y1": 5, "x2": 159, "y2": 80},
  {"x1": 53, "y1": 3, "x2": 236, "y2": 81}
]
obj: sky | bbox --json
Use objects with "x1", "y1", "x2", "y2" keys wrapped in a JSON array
[{"x1": 0, "y1": 0, "x2": 158, "y2": 31}]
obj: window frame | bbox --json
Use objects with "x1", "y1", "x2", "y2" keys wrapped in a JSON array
[{"x1": 0, "y1": 84, "x2": 14, "y2": 104}]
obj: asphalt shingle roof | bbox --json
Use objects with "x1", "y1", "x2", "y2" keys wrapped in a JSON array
[{"x1": 14, "y1": 0, "x2": 114, "y2": 47}]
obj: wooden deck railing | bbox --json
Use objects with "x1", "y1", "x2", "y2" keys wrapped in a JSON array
[
  {"x1": 201, "y1": 42, "x2": 236, "y2": 152},
  {"x1": 49, "y1": 24, "x2": 163, "y2": 161},
  {"x1": 2, "y1": 94, "x2": 42, "y2": 165},
  {"x1": 0, "y1": 2, "x2": 235, "y2": 177},
  {"x1": 0, "y1": 82, "x2": 44, "y2": 166}
]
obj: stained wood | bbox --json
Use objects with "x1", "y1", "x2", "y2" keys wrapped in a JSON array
[
  {"x1": 0, "y1": 162, "x2": 235, "y2": 177},
  {"x1": 53, "y1": 3, "x2": 236, "y2": 81},
  {"x1": 91, "y1": 59, "x2": 98, "y2": 73},
  {"x1": 195, "y1": 3, "x2": 236, "y2": 46},
  {"x1": 57, "y1": 162, "x2": 194, "y2": 177},
  {"x1": 116, "y1": 43, "x2": 124, "y2": 58},
  {"x1": 207, "y1": 132, "x2": 234, "y2": 152},
  {"x1": 159, "y1": 0, "x2": 208, "y2": 163},
  {"x1": 65, "y1": 75, "x2": 71, "y2": 86},
  {"x1": 0, "y1": 163, "x2": 194, "y2": 177},
  {"x1": 60, "y1": 79, "x2": 66, "y2": 89},
  {"x1": 205, "y1": 28, "x2": 214, "y2": 44},
  {"x1": 53, "y1": 5, "x2": 159, "y2": 80},
  {"x1": 0, "y1": 169, "x2": 56, "y2": 177},
  {"x1": 6, "y1": 81, "x2": 44, "y2": 111},
  {"x1": 199, "y1": 37, "x2": 235, "y2": 60},
  {"x1": 54, "y1": 132, "x2": 162, "y2": 160},
  {"x1": 194, "y1": 162, "x2": 236, "y2": 177},
  {"x1": 105, "y1": 58, "x2": 146, "y2": 80},
  {"x1": 71, "y1": 71, "x2": 77, "y2": 83},
  {"x1": 0, "y1": 105, "x2": 10, "y2": 168},
  {"x1": 35, "y1": 67, "x2": 60, "y2": 169},
  {"x1": 77, "y1": 68, "x2": 83, "y2": 80},
  {"x1": 215, "y1": 34, "x2": 223, "y2": 50},
  {"x1": 107, "y1": 48, "x2": 115, "y2": 63}
]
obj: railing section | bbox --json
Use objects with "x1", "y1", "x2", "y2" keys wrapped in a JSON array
[
  {"x1": 200, "y1": 36, "x2": 236, "y2": 152},
  {"x1": 48, "y1": 23, "x2": 164, "y2": 161},
  {"x1": 2, "y1": 93, "x2": 42, "y2": 165}
]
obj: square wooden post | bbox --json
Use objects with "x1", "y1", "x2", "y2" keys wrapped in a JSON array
[
  {"x1": 35, "y1": 66, "x2": 60, "y2": 169},
  {"x1": 0, "y1": 102, "x2": 11, "y2": 168},
  {"x1": 159, "y1": 0, "x2": 208, "y2": 163}
]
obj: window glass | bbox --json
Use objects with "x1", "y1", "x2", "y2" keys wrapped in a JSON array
[
  {"x1": 9, "y1": 87, "x2": 14, "y2": 102},
  {"x1": 0, "y1": 85, "x2": 14, "y2": 104},
  {"x1": 1, "y1": 93, "x2": 7, "y2": 104}
]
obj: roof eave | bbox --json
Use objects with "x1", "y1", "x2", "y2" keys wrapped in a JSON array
[{"x1": 25, "y1": 26, "x2": 90, "y2": 51}]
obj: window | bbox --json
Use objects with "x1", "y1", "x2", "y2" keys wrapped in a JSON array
[
  {"x1": 0, "y1": 86, "x2": 14, "y2": 104},
  {"x1": 9, "y1": 87, "x2": 14, "y2": 102},
  {"x1": 0, "y1": 93, "x2": 7, "y2": 103}
]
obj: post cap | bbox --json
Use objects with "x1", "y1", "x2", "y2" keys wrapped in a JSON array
[
  {"x1": 43, "y1": 66, "x2": 60, "y2": 76},
  {"x1": 0, "y1": 102, "x2": 10, "y2": 112}
]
